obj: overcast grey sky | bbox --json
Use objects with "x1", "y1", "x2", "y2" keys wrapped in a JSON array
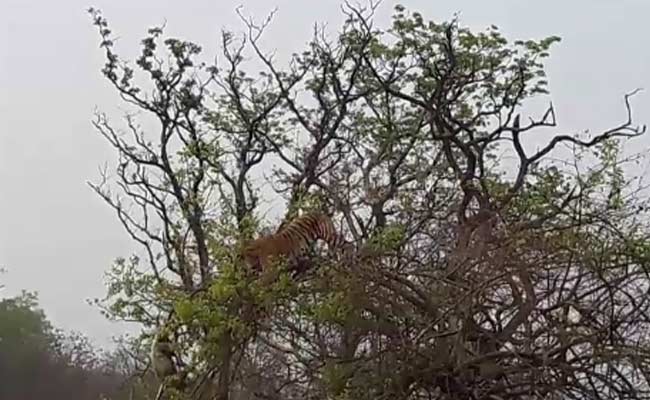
[{"x1": 1, "y1": 0, "x2": 649, "y2": 348}]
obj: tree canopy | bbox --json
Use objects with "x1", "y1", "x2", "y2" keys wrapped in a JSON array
[{"x1": 88, "y1": 3, "x2": 649, "y2": 399}]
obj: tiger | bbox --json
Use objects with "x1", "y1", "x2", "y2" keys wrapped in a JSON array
[{"x1": 241, "y1": 212, "x2": 340, "y2": 272}]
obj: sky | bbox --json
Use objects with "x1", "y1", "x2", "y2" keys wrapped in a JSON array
[{"x1": 1, "y1": 0, "x2": 649, "y2": 349}]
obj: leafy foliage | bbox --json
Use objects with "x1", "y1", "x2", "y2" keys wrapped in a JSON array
[
  {"x1": 88, "y1": 3, "x2": 648, "y2": 399},
  {"x1": 0, "y1": 292, "x2": 131, "y2": 399}
]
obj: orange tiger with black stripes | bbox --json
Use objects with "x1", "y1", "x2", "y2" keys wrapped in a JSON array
[{"x1": 242, "y1": 212, "x2": 340, "y2": 273}]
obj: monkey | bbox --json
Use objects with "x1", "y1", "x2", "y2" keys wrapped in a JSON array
[{"x1": 150, "y1": 329, "x2": 186, "y2": 391}]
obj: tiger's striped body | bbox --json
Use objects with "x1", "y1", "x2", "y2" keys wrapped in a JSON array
[{"x1": 242, "y1": 212, "x2": 339, "y2": 271}]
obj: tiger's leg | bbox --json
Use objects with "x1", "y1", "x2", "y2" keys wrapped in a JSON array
[
  {"x1": 244, "y1": 255, "x2": 264, "y2": 275},
  {"x1": 288, "y1": 255, "x2": 314, "y2": 279}
]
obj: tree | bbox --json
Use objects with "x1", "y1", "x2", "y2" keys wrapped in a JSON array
[
  {"x1": 0, "y1": 291, "x2": 56, "y2": 400},
  {"x1": 88, "y1": 2, "x2": 649, "y2": 399},
  {"x1": 0, "y1": 292, "x2": 129, "y2": 399}
]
